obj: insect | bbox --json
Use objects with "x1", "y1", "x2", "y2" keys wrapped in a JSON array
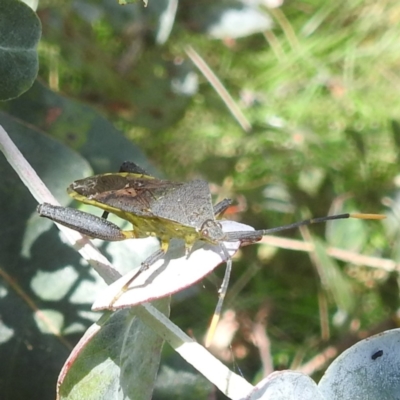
[
  {"x1": 371, "y1": 350, "x2": 383, "y2": 360},
  {"x1": 37, "y1": 161, "x2": 385, "y2": 346}
]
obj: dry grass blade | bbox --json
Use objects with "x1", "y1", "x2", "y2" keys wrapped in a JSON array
[{"x1": 185, "y1": 45, "x2": 252, "y2": 133}]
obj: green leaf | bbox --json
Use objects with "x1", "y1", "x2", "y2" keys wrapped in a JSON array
[
  {"x1": 0, "y1": 0, "x2": 41, "y2": 100},
  {"x1": 58, "y1": 306, "x2": 168, "y2": 400},
  {"x1": 2, "y1": 81, "x2": 152, "y2": 174}
]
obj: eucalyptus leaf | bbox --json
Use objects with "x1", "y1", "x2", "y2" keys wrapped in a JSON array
[
  {"x1": 247, "y1": 371, "x2": 325, "y2": 400},
  {"x1": 319, "y1": 329, "x2": 400, "y2": 400},
  {"x1": 58, "y1": 305, "x2": 169, "y2": 400},
  {"x1": 0, "y1": 0, "x2": 41, "y2": 100}
]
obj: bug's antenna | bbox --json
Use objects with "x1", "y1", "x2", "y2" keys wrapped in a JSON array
[
  {"x1": 210, "y1": 212, "x2": 385, "y2": 346},
  {"x1": 205, "y1": 245, "x2": 233, "y2": 347},
  {"x1": 225, "y1": 213, "x2": 385, "y2": 242}
]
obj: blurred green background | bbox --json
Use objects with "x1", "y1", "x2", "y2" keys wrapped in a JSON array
[{"x1": 1, "y1": 0, "x2": 400, "y2": 398}]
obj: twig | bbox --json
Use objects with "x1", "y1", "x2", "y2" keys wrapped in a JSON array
[
  {"x1": 251, "y1": 306, "x2": 274, "y2": 377},
  {"x1": 260, "y1": 235, "x2": 397, "y2": 272}
]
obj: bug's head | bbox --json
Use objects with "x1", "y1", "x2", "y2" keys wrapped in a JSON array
[{"x1": 200, "y1": 219, "x2": 225, "y2": 243}]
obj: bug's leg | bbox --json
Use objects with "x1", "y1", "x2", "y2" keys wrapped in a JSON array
[
  {"x1": 38, "y1": 203, "x2": 137, "y2": 241},
  {"x1": 109, "y1": 239, "x2": 170, "y2": 306},
  {"x1": 213, "y1": 198, "x2": 233, "y2": 217},
  {"x1": 205, "y1": 245, "x2": 232, "y2": 347}
]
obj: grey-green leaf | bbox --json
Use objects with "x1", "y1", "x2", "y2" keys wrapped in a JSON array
[
  {"x1": 0, "y1": 0, "x2": 41, "y2": 100},
  {"x1": 319, "y1": 328, "x2": 400, "y2": 399},
  {"x1": 247, "y1": 371, "x2": 325, "y2": 400},
  {"x1": 58, "y1": 305, "x2": 169, "y2": 400}
]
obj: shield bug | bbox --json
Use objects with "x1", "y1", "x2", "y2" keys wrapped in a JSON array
[{"x1": 37, "y1": 161, "x2": 385, "y2": 345}]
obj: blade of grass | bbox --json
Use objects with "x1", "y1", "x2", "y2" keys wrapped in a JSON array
[{"x1": 185, "y1": 45, "x2": 252, "y2": 133}]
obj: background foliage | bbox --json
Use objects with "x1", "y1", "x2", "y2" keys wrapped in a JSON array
[{"x1": 1, "y1": 0, "x2": 400, "y2": 399}]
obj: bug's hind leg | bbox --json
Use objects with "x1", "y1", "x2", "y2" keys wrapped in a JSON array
[
  {"x1": 37, "y1": 203, "x2": 137, "y2": 241},
  {"x1": 109, "y1": 239, "x2": 169, "y2": 307}
]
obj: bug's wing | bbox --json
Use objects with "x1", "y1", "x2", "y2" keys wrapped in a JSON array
[
  {"x1": 70, "y1": 174, "x2": 215, "y2": 230},
  {"x1": 69, "y1": 174, "x2": 183, "y2": 217},
  {"x1": 151, "y1": 179, "x2": 215, "y2": 229}
]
